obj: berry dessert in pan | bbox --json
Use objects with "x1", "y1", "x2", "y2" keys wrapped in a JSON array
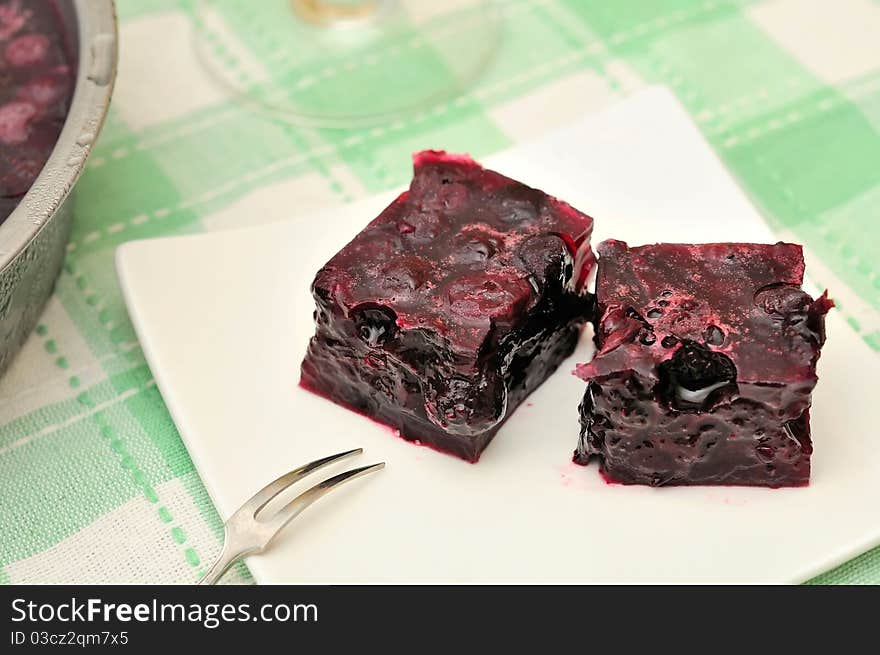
[
  {"x1": 0, "y1": 0, "x2": 75, "y2": 224},
  {"x1": 301, "y1": 150, "x2": 596, "y2": 461},
  {"x1": 574, "y1": 239, "x2": 833, "y2": 487}
]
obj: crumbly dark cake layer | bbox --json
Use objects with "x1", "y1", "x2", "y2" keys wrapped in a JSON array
[
  {"x1": 575, "y1": 240, "x2": 832, "y2": 487},
  {"x1": 1, "y1": 0, "x2": 74, "y2": 223},
  {"x1": 301, "y1": 150, "x2": 595, "y2": 461}
]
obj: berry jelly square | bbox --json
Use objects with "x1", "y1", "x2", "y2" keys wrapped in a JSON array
[
  {"x1": 575, "y1": 239, "x2": 833, "y2": 487},
  {"x1": 301, "y1": 151, "x2": 595, "y2": 461}
]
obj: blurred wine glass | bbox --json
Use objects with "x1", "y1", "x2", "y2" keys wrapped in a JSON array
[{"x1": 193, "y1": 0, "x2": 501, "y2": 128}]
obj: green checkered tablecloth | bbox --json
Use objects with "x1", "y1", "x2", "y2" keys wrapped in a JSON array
[{"x1": 1, "y1": 0, "x2": 879, "y2": 585}]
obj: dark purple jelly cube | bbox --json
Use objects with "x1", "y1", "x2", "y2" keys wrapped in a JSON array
[
  {"x1": 301, "y1": 150, "x2": 596, "y2": 461},
  {"x1": 574, "y1": 239, "x2": 833, "y2": 487}
]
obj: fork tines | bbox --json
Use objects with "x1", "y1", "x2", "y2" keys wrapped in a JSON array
[{"x1": 199, "y1": 448, "x2": 384, "y2": 585}]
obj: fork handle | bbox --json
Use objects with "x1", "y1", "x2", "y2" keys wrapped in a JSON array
[{"x1": 198, "y1": 544, "x2": 241, "y2": 585}]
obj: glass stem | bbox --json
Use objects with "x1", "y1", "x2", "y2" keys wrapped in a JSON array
[{"x1": 290, "y1": 0, "x2": 394, "y2": 25}]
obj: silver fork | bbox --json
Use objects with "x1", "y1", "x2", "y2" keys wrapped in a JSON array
[{"x1": 198, "y1": 448, "x2": 384, "y2": 585}]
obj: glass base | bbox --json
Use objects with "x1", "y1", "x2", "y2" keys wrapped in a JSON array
[{"x1": 193, "y1": 0, "x2": 502, "y2": 128}]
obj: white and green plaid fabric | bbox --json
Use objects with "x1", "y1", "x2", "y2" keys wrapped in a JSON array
[{"x1": 2, "y1": 0, "x2": 879, "y2": 584}]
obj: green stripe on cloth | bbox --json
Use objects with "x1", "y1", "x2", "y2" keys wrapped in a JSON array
[
  {"x1": 0, "y1": 368, "x2": 153, "y2": 453},
  {"x1": 179, "y1": 469, "x2": 253, "y2": 583},
  {"x1": 726, "y1": 97, "x2": 880, "y2": 228},
  {"x1": 558, "y1": 0, "x2": 741, "y2": 42},
  {"x1": 125, "y1": 386, "x2": 194, "y2": 478},
  {"x1": 0, "y1": 404, "x2": 144, "y2": 563},
  {"x1": 808, "y1": 546, "x2": 880, "y2": 585}
]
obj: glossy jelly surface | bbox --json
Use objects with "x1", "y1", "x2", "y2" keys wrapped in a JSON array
[
  {"x1": 301, "y1": 151, "x2": 595, "y2": 461},
  {"x1": 575, "y1": 240, "x2": 833, "y2": 487}
]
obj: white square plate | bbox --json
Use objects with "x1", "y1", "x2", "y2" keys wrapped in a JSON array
[{"x1": 117, "y1": 88, "x2": 880, "y2": 583}]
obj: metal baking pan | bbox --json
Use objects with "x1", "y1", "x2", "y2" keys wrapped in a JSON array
[{"x1": 0, "y1": 0, "x2": 117, "y2": 375}]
